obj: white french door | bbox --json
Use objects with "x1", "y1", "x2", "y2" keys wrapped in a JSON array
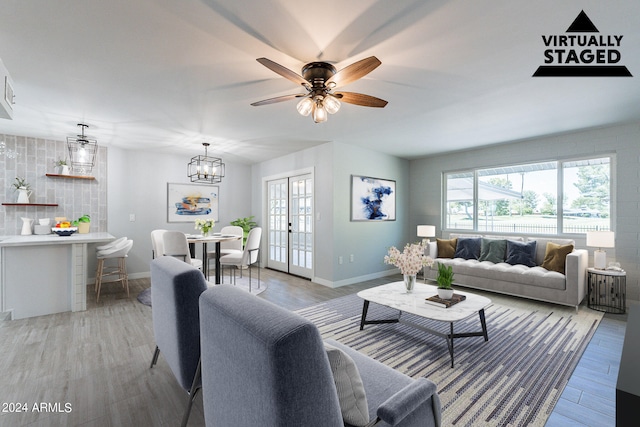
[{"x1": 267, "y1": 174, "x2": 313, "y2": 279}]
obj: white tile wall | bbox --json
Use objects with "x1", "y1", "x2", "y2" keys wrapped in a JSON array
[{"x1": 0, "y1": 134, "x2": 107, "y2": 235}]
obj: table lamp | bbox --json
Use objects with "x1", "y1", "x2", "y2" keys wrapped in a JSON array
[
  {"x1": 417, "y1": 225, "x2": 436, "y2": 245},
  {"x1": 586, "y1": 231, "x2": 615, "y2": 269}
]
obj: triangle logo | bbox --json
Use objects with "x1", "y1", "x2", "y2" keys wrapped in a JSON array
[
  {"x1": 533, "y1": 10, "x2": 632, "y2": 77},
  {"x1": 566, "y1": 10, "x2": 599, "y2": 33}
]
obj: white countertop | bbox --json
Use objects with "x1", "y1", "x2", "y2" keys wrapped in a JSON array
[{"x1": 0, "y1": 232, "x2": 115, "y2": 247}]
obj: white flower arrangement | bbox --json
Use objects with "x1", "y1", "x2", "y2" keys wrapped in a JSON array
[
  {"x1": 384, "y1": 242, "x2": 434, "y2": 276},
  {"x1": 194, "y1": 218, "x2": 215, "y2": 234}
]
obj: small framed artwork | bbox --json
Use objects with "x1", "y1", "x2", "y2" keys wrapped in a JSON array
[
  {"x1": 167, "y1": 182, "x2": 219, "y2": 223},
  {"x1": 351, "y1": 175, "x2": 396, "y2": 221}
]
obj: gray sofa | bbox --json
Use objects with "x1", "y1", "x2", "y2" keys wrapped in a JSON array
[
  {"x1": 199, "y1": 285, "x2": 442, "y2": 427},
  {"x1": 426, "y1": 234, "x2": 588, "y2": 310}
]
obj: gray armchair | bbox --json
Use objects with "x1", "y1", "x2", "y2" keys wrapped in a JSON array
[
  {"x1": 149, "y1": 256, "x2": 208, "y2": 427},
  {"x1": 199, "y1": 285, "x2": 441, "y2": 427}
]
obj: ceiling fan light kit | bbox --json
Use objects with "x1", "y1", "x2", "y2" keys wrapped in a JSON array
[
  {"x1": 252, "y1": 56, "x2": 388, "y2": 123},
  {"x1": 187, "y1": 142, "x2": 225, "y2": 184}
]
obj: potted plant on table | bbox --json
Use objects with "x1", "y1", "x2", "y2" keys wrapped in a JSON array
[
  {"x1": 436, "y1": 262, "x2": 455, "y2": 299},
  {"x1": 73, "y1": 214, "x2": 91, "y2": 234},
  {"x1": 384, "y1": 242, "x2": 433, "y2": 293}
]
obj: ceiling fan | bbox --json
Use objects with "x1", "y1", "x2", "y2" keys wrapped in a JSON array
[{"x1": 251, "y1": 56, "x2": 388, "y2": 123}]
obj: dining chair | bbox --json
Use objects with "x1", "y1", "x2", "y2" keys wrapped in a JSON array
[
  {"x1": 219, "y1": 227, "x2": 262, "y2": 291},
  {"x1": 163, "y1": 230, "x2": 203, "y2": 271},
  {"x1": 206, "y1": 225, "x2": 243, "y2": 275},
  {"x1": 95, "y1": 238, "x2": 134, "y2": 302},
  {"x1": 150, "y1": 229, "x2": 167, "y2": 259}
]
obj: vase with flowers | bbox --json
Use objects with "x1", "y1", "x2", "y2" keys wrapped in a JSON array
[
  {"x1": 195, "y1": 218, "x2": 215, "y2": 236},
  {"x1": 384, "y1": 242, "x2": 434, "y2": 293}
]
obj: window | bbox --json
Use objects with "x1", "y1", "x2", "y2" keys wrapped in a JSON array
[{"x1": 444, "y1": 157, "x2": 611, "y2": 235}]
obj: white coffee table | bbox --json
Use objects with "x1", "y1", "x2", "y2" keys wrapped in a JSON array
[{"x1": 357, "y1": 281, "x2": 492, "y2": 368}]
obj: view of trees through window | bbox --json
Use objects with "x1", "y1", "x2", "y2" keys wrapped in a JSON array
[{"x1": 445, "y1": 157, "x2": 611, "y2": 234}]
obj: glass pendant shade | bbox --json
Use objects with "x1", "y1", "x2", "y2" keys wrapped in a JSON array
[
  {"x1": 296, "y1": 97, "x2": 314, "y2": 116},
  {"x1": 312, "y1": 103, "x2": 328, "y2": 123},
  {"x1": 188, "y1": 142, "x2": 225, "y2": 184},
  {"x1": 324, "y1": 94, "x2": 341, "y2": 114}
]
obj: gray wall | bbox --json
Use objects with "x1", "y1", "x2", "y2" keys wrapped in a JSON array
[
  {"x1": 0, "y1": 134, "x2": 107, "y2": 235},
  {"x1": 107, "y1": 146, "x2": 252, "y2": 278},
  {"x1": 251, "y1": 141, "x2": 410, "y2": 287},
  {"x1": 409, "y1": 121, "x2": 640, "y2": 301}
]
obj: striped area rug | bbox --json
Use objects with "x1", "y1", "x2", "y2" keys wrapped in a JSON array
[{"x1": 295, "y1": 291, "x2": 603, "y2": 427}]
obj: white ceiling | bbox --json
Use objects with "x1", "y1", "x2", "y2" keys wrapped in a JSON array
[{"x1": 0, "y1": 0, "x2": 638, "y2": 164}]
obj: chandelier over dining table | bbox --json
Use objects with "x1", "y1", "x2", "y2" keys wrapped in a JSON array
[{"x1": 187, "y1": 142, "x2": 225, "y2": 184}]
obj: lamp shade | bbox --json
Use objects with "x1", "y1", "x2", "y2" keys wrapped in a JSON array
[
  {"x1": 417, "y1": 225, "x2": 436, "y2": 238},
  {"x1": 586, "y1": 231, "x2": 615, "y2": 248}
]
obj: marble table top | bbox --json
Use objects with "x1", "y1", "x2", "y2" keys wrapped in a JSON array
[{"x1": 357, "y1": 281, "x2": 492, "y2": 323}]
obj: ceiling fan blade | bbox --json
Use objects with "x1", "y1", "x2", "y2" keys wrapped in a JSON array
[
  {"x1": 334, "y1": 92, "x2": 388, "y2": 108},
  {"x1": 326, "y1": 56, "x2": 382, "y2": 88},
  {"x1": 251, "y1": 94, "x2": 307, "y2": 106},
  {"x1": 256, "y1": 58, "x2": 310, "y2": 88}
]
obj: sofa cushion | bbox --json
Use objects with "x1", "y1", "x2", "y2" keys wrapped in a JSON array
[
  {"x1": 324, "y1": 342, "x2": 370, "y2": 426},
  {"x1": 541, "y1": 242, "x2": 574, "y2": 274},
  {"x1": 528, "y1": 238, "x2": 575, "y2": 266},
  {"x1": 436, "y1": 238, "x2": 457, "y2": 258},
  {"x1": 505, "y1": 240, "x2": 537, "y2": 267},
  {"x1": 478, "y1": 238, "x2": 507, "y2": 263},
  {"x1": 454, "y1": 237, "x2": 481, "y2": 260}
]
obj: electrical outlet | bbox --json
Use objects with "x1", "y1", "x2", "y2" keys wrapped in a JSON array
[
  {"x1": 338, "y1": 256, "x2": 343, "y2": 265},
  {"x1": 349, "y1": 254, "x2": 354, "y2": 263},
  {"x1": 129, "y1": 214, "x2": 135, "y2": 222}
]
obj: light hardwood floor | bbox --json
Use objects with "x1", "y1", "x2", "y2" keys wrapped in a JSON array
[{"x1": 0, "y1": 268, "x2": 626, "y2": 426}]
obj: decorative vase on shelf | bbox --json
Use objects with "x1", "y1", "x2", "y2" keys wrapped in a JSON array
[
  {"x1": 403, "y1": 274, "x2": 417, "y2": 293},
  {"x1": 58, "y1": 165, "x2": 70, "y2": 175},
  {"x1": 16, "y1": 188, "x2": 31, "y2": 203}
]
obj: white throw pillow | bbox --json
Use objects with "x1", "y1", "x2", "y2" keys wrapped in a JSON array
[{"x1": 324, "y1": 342, "x2": 370, "y2": 426}]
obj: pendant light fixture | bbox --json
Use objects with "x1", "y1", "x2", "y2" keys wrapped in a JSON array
[
  {"x1": 67, "y1": 123, "x2": 97, "y2": 175},
  {"x1": 187, "y1": 142, "x2": 225, "y2": 184}
]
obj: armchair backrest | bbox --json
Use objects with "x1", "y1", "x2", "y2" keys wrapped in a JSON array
[
  {"x1": 199, "y1": 285, "x2": 343, "y2": 427},
  {"x1": 150, "y1": 256, "x2": 208, "y2": 390}
]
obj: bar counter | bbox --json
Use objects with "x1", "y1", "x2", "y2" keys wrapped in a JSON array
[{"x1": 0, "y1": 232, "x2": 114, "y2": 319}]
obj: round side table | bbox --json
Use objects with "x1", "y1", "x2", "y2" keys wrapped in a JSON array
[{"x1": 587, "y1": 267, "x2": 626, "y2": 314}]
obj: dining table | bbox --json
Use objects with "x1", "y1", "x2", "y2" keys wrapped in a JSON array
[{"x1": 186, "y1": 234, "x2": 242, "y2": 284}]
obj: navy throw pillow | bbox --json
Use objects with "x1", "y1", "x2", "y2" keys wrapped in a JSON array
[
  {"x1": 453, "y1": 237, "x2": 481, "y2": 260},
  {"x1": 505, "y1": 240, "x2": 537, "y2": 267}
]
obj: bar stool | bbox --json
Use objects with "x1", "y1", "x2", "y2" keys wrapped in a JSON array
[
  {"x1": 96, "y1": 236, "x2": 127, "y2": 252},
  {"x1": 95, "y1": 239, "x2": 134, "y2": 302}
]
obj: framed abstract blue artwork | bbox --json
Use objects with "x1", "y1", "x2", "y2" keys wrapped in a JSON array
[
  {"x1": 167, "y1": 182, "x2": 219, "y2": 223},
  {"x1": 351, "y1": 175, "x2": 396, "y2": 221}
]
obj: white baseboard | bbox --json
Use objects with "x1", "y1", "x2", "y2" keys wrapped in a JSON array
[{"x1": 313, "y1": 269, "x2": 399, "y2": 288}]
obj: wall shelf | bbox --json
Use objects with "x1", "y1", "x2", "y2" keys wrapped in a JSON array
[
  {"x1": 2, "y1": 203, "x2": 59, "y2": 207},
  {"x1": 45, "y1": 173, "x2": 95, "y2": 180}
]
